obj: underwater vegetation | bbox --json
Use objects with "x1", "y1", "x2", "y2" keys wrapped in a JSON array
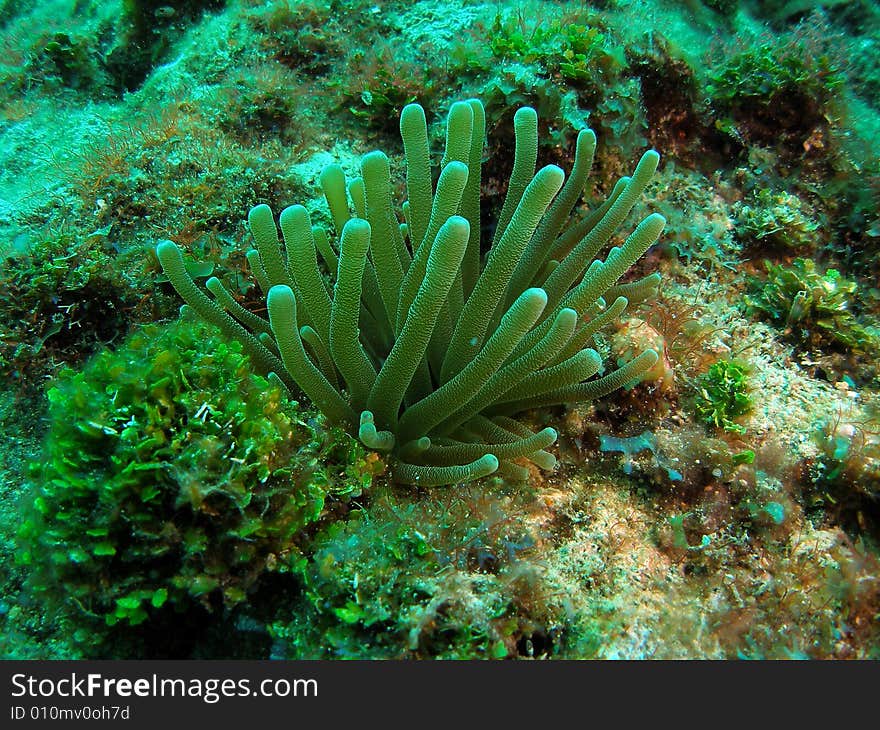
[
  {"x1": 747, "y1": 257, "x2": 880, "y2": 354},
  {"x1": 158, "y1": 99, "x2": 664, "y2": 487},
  {"x1": 17, "y1": 317, "x2": 377, "y2": 654},
  {"x1": 735, "y1": 188, "x2": 821, "y2": 254},
  {"x1": 694, "y1": 359, "x2": 753, "y2": 434},
  {"x1": 0, "y1": 225, "x2": 133, "y2": 386},
  {"x1": 703, "y1": 17, "x2": 845, "y2": 159},
  {"x1": 271, "y1": 484, "x2": 558, "y2": 659}
]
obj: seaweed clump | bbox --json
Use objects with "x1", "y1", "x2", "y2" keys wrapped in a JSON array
[
  {"x1": 0, "y1": 228, "x2": 133, "y2": 389},
  {"x1": 705, "y1": 20, "x2": 844, "y2": 162},
  {"x1": 694, "y1": 360, "x2": 753, "y2": 434},
  {"x1": 747, "y1": 258, "x2": 880, "y2": 354},
  {"x1": 18, "y1": 317, "x2": 378, "y2": 656},
  {"x1": 269, "y1": 485, "x2": 556, "y2": 659}
]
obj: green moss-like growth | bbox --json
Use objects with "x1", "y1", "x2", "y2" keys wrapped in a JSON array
[
  {"x1": 736, "y1": 189, "x2": 821, "y2": 253},
  {"x1": 270, "y1": 486, "x2": 555, "y2": 659},
  {"x1": 62, "y1": 100, "x2": 293, "y2": 241},
  {"x1": 37, "y1": 31, "x2": 98, "y2": 90},
  {"x1": 0, "y1": 228, "x2": 132, "y2": 388},
  {"x1": 695, "y1": 360, "x2": 753, "y2": 434},
  {"x1": 705, "y1": 27, "x2": 844, "y2": 153},
  {"x1": 706, "y1": 35, "x2": 842, "y2": 109},
  {"x1": 482, "y1": 11, "x2": 627, "y2": 94},
  {"x1": 748, "y1": 258, "x2": 880, "y2": 352},
  {"x1": 18, "y1": 316, "x2": 378, "y2": 653},
  {"x1": 338, "y1": 46, "x2": 439, "y2": 134},
  {"x1": 245, "y1": 1, "x2": 341, "y2": 75},
  {"x1": 451, "y1": 9, "x2": 644, "y2": 162}
]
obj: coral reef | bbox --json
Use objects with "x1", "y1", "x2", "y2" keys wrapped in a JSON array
[{"x1": 0, "y1": 0, "x2": 878, "y2": 661}]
